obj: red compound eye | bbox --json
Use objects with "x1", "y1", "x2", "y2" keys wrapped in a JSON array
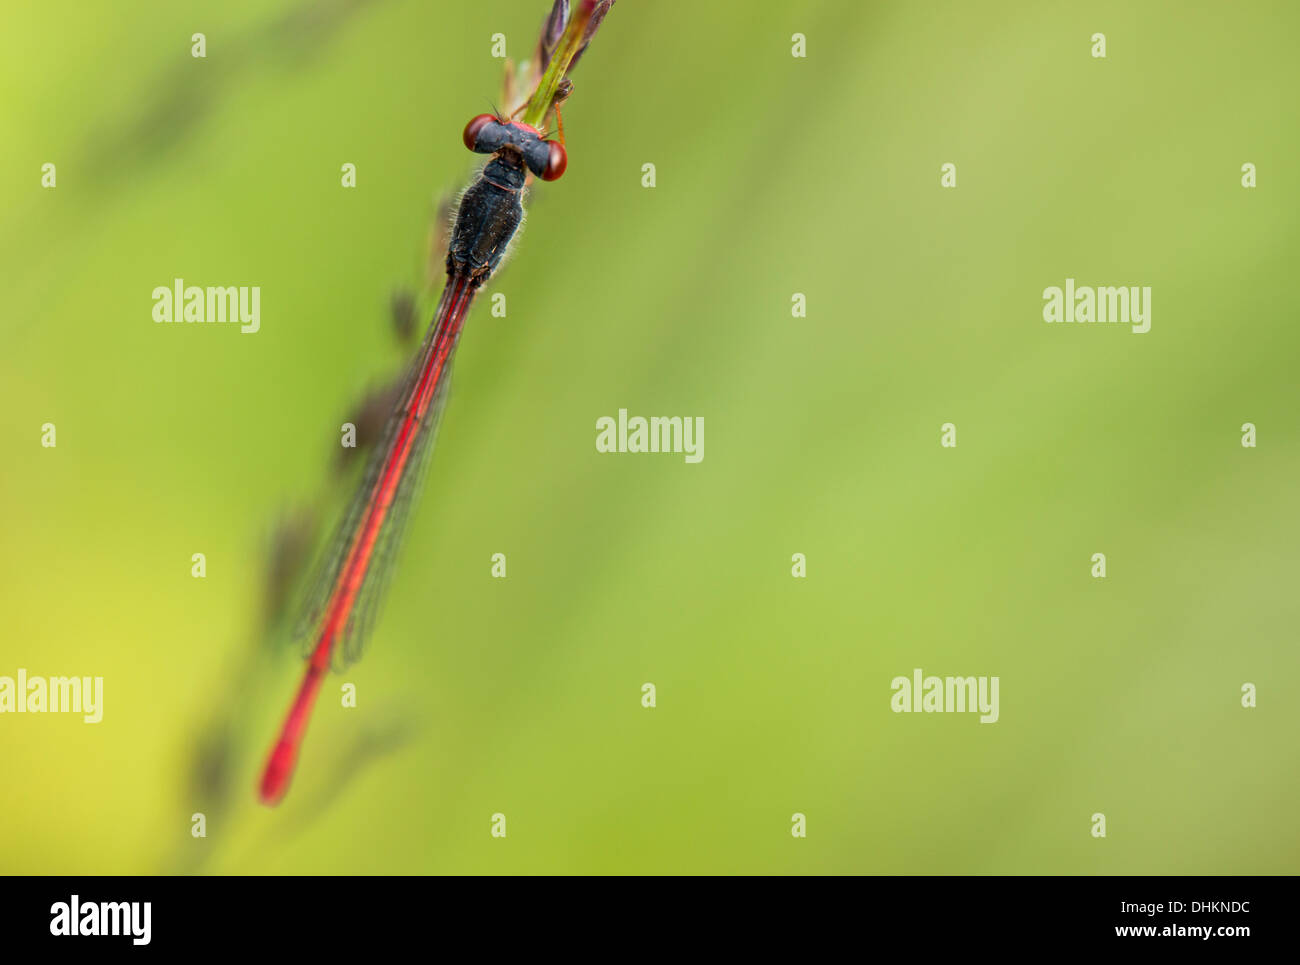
[
  {"x1": 462, "y1": 113, "x2": 495, "y2": 152},
  {"x1": 541, "y1": 140, "x2": 567, "y2": 181}
]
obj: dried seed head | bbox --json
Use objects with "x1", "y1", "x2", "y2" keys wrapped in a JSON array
[
  {"x1": 569, "y1": 0, "x2": 616, "y2": 72},
  {"x1": 537, "y1": 0, "x2": 570, "y2": 67},
  {"x1": 389, "y1": 288, "x2": 416, "y2": 344}
]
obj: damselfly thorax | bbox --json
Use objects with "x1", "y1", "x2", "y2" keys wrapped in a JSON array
[{"x1": 451, "y1": 115, "x2": 567, "y2": 285}]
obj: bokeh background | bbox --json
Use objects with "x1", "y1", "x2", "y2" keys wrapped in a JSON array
[{"x1": 1, "y1": 0, "x2": 1296, "y2": 874}]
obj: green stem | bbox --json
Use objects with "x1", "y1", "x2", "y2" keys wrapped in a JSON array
[{"x1": 522, "y1": 0, "x2": 597, "y2": 129}]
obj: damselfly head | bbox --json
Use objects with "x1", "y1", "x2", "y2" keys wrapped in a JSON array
[{"x1": 462, "y1": 114, "x2": 567, "y2": 182}]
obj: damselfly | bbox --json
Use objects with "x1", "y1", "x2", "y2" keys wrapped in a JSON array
[{"x1": 259, "y1": 0, "x2": 615, "y2": 805}]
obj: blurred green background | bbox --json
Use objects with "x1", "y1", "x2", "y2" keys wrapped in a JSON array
[{"x1": 1, "y1": 0, "x2": 1297, "y2": 875}]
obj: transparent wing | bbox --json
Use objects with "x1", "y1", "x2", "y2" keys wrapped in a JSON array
[
  {"x1": 335, "y1": 358, "x2": 456, "y2": 669},
  {"x1": 294, "y1": 281, "x2": 471, "y2": 670},
  {"x1": 293, "y1": 406, "x2": 401, "y2": 654}
]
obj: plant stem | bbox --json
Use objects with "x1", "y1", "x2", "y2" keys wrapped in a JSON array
[{"x1": 523, "y1": 0, "x2": 597, "y2": 129}]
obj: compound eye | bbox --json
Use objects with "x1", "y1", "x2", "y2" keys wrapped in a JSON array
[
  {"x1": 541, "y1": 140, "x2": 567, "y2": 181},
  {"x1": 463, "y1": 114, "x2": 496, "y2": 152}
]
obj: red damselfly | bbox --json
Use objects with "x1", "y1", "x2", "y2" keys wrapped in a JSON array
[{"x1": 260, "y1": 0, "x2": 615, "y2": 805}]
